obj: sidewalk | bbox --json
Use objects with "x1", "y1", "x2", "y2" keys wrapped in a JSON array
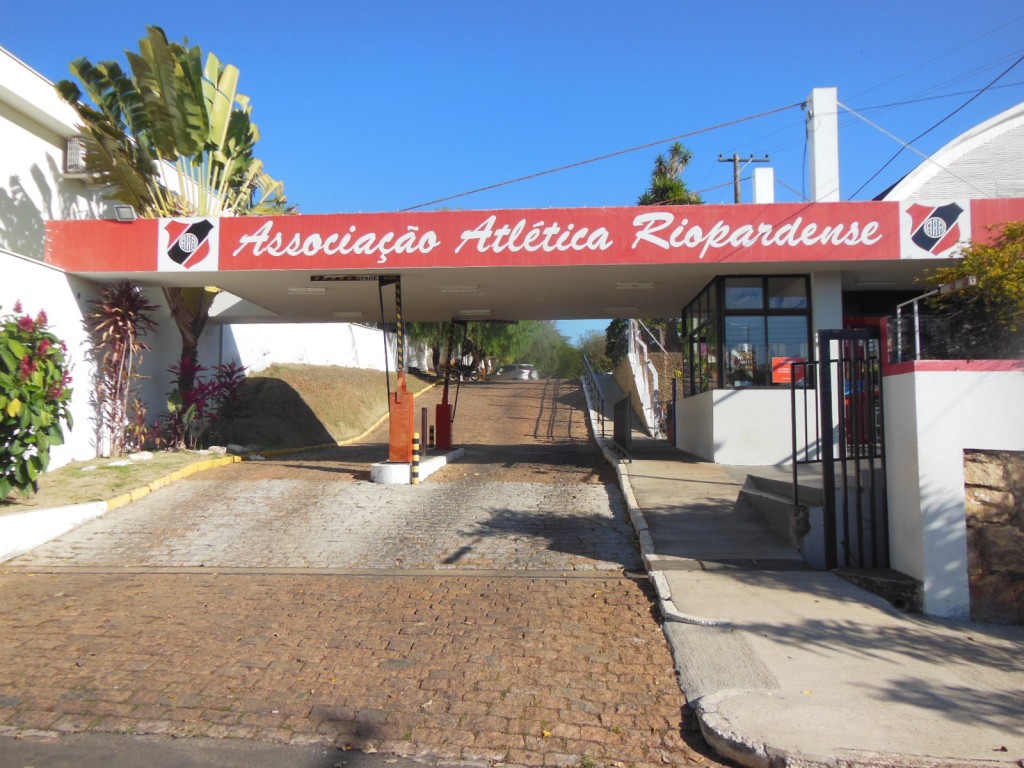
[{"x1": 602, "y1": 428, "x2": 1024, "y2": 768}]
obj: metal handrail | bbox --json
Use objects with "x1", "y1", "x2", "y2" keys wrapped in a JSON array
[
  {"x1": 582, "y1": 355, "x2": 607, "y2": 437},
  {"x1": 632, "y1": 321, "x2": 666, "y2": 438}
]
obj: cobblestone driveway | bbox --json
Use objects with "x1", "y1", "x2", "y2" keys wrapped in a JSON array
[{"x1": 0, "y1": 380, "x2": 723, "y2": 767}]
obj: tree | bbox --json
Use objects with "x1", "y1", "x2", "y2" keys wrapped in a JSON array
[
  {"x1": 578, "y1": 330, "x2": 611, "y2": 372},
  {"x1": 605, "y1": 318, "x2": 630, "y2": 365},
  {"x1": 608, "y1": 144, "x2": 703, "y2": 360},
  {"x1": 927, "y1": 220, "x2": 1024, "y2": 359},
  {"x1": 57, "y1": 26, "x2": 291, "y2": 393},
  {"x1": 637, "y1": 142, "x2": 703, "y2": 206},
  {"x1": 405, "y1": 322, "x2": 449, "y2": 374}
]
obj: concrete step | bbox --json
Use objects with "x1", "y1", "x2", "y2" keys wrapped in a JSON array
[
  {"x1": 737, "y1": 486, "x2": 810, "y2": 551},
  {"x1": 744, "y1": 470, "x2": 824, "y2": 508}
]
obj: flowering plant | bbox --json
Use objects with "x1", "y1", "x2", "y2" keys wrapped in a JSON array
[{"x1": 0, "y1": 302, "x2": 73, "y2": 499}]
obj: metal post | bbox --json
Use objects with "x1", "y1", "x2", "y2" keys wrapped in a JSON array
[
  {"x1": 895, "y1": 304, "x2": 904, "y2": 363},
  {"x1": 913, "y1": 301, "x2": 922, "y2": 361},
  {"x1": 411, "y1": 432, "x2": 421, "y2": 485},
  {"x1": 818, "y1": 332, "x2": 838, "y2": 570},
  {"x1": 393, "y1": 276, "x2": 405, "y2": 372},
  {"x1": 718, "y1": 153, "x2": 770, "y2": 204}
]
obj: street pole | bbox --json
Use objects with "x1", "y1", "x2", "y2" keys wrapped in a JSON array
[{"x1": 718, "y1": 153, "x2": 771, "y2": 203}]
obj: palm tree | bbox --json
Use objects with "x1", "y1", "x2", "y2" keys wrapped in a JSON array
[
  {"x1": 57, "y1": 26, "x2": 291, "y2": 391},
  {"x1": 637, "y1": 142, "x2": 703, "y2": 206}
]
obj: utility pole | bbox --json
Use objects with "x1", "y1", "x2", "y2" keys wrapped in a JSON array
[{"x1": 718, "y1": 153, "x2": 770, "y2": 203}]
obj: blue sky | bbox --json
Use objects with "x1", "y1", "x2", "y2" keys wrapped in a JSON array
[{"x1": 5, "y1": 1, "x2": 1024, "y2": 342}]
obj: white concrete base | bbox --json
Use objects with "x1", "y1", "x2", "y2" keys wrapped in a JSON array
[
  {"x1": 0, "y1": 501, "x2": 107, "y2": 564},
  {"x1": 370, "y1": 448, "x2": 465, "y2": 484}
]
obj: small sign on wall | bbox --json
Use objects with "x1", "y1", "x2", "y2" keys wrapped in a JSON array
[{"x1": 772, "y1": 356, "x2": 806, "y2": 384}]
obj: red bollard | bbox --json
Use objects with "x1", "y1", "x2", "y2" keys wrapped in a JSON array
[{"x1": 435, "y1": 402, "x2": 453, "y2": 451}]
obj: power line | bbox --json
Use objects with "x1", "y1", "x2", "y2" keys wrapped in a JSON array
[
  {"x1": 840, "y1": 103, "x2": 988, "y2": 198},
  {"x1": 848, "y1": 51, "x2": 1024, "y2": 199},
  {"x1": 399, "y1": 103, "x2": 803, "y2": 212},
  {"x1": 849, "y1": 15, "x2": 1024, "y2": 101},
  {"x1": 854, "y1": 80, "x2": 1024, "y2": 112},
  {"x1": 775, "y1": 175, "x2": 808, "y2": 202}
]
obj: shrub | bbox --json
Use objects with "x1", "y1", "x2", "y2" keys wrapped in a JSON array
[
  {"x1": 928, "y1": 220, "x2": 1024, "y2": 359},
  {"x1": 152, "y1": 359, "x2": 247, "y2": 450},
  {"x1": 0, "y1": 302, "x2": 73, "y2": 498},
  {"x1": 86, "y1": 282, "x2": 159, "y2": 457}
]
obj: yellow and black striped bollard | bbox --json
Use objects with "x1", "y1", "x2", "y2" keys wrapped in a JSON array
[{"x1": 411, "y1": 432, "x2": 421, "y2": 485}]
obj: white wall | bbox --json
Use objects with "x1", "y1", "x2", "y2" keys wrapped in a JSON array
[
  {"x1": 884, "y1": 367, "x2": 1024, "y2": 619},
  {"x1": 0, "y1": 48, "x2": 116, "y2": 469},
  {"x1": 206, "y1": 322, "x2": 392, "y2": 374},
  {"x1": 676, "y1": 390, "x2": 715, "y2": 459},
  {"x1": 2, "y1": 251, "x2": 99, "y2": 468},
  {"x1": 712, "y1": 388, "x2": 806, "y2": 466},
  {"x1": 0, "y1": 49, "x2": 113, "y2": 258},
  {"x1": 676, "y1": 388, "x2": 816, "y2": 466},
  {"x1": 131, "y1": 304, "x2": 394, "y2": 432},
  {"x1": 2, "y1": 258, "x2": 394, "y2": 470}
]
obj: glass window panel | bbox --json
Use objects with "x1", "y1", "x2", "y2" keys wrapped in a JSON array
[
  {"x1": 705, "y1": 315, "x2": 720, "y2": 389},
  {"x1": 767, "y1": 316, "x2": 811, "y2": 386},
  {"x1": 724, "y1": 316, "x2": 766, "y2": 387},
  {"x1": 724, "y1": 277, "x2": 764, "y2": 310},
  {"x1": 767, "y1": 276, "x2": 808, "y2": 309}
]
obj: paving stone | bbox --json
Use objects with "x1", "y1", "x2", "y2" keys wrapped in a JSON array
[{"x1": 0, "y1": 381, "x2": 722, "y2": 767}]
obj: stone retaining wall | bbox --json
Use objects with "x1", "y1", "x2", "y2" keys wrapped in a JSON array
[{"x1": 965, "y1": 450, "x2": 1024, "y2": 624}]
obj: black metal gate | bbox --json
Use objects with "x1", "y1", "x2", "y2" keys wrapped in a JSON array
[{"x1": 791, "y1": 329, "x2": 889, "y2": 570}]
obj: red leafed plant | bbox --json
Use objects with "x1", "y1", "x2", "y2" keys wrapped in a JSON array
[
  {"x1": 155, "y1": 359, "x2": 247, "y2": 450},
  {"x1": 86, "y1": 282, "x2": 159, "y2": 457}
]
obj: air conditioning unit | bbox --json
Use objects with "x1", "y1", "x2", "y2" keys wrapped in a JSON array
[{"x1": 64, "y1": 136, "x2": 89, "y2": 176}]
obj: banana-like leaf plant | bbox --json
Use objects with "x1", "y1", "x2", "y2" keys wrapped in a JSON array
[{"x1": 58, "y1": 26, "x2": 292, "y2": 392}]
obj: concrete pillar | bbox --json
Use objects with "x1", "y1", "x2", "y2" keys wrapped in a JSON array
[
  {"x1": 811, "y1": 272, "x2": 844, "y2": 332},
  {"x1": 807, "y1": 87, "x2": 840, "y2": 202},
  {"x1": 753, "y1": 167, "x2": 775, "y2": 203}
]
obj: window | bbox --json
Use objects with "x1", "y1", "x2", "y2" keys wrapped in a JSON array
[
  {"x1": 768, "y1": 276, "x2": 809, "y2": 309},
  {"x1": 725, "y1": 315, "x2": 767, "y2": 386},
  {"x1": 682, "y1": 275, "x2": 811, "y2": 392},
  {"x1": 724, "y1": 277, "x2": 763, "y2": 310}
]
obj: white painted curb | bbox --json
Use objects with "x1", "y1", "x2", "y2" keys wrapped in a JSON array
[
  {"x1": 370, "y1": 448, "x2": 465, "y2": 484},
  {"x1": 0, "y1": 501, "x2": 107, "y2": 564}
]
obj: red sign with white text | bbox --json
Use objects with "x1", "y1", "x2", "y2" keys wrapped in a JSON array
[
  {"x1": 772, "y1": 356, "x2": 807, "y2": 385},
  {"x1": 44, "y1": 198, "x2": 1024, "y2": 275}
]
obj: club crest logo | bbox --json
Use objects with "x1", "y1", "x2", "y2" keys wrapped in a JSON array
[
  {"x1": 158, "y1": 218, "x2": 219, "y2": 271},
  {"x1": 902, "y1": 202, "x2": 967, "y2": 259}
]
